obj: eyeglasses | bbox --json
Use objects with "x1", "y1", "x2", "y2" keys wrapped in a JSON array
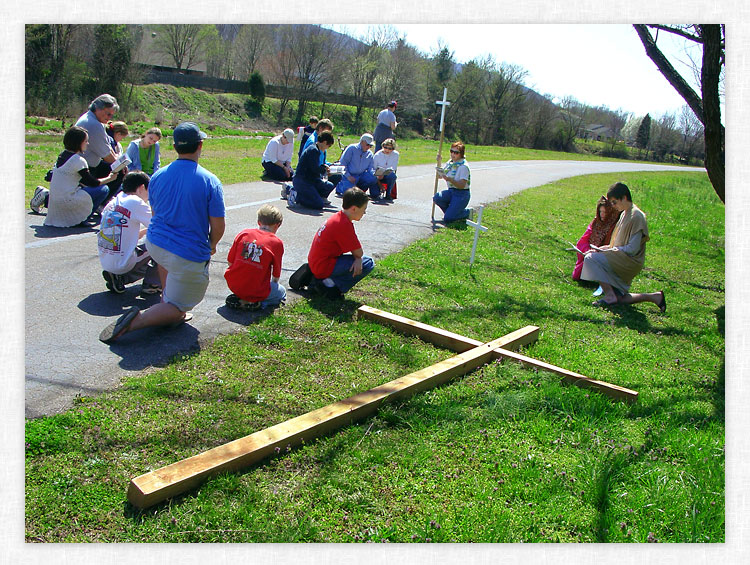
[{"x1": 449, "y1": 149, "x2": 460, "y2": 154}]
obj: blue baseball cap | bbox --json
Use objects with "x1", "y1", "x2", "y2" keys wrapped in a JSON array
[{"x1": 173, "y1": 122, "x2": 207, "y2": 146}]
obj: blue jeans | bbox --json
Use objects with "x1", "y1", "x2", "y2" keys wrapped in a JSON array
[
  {"x1": 325, "y1": 255, "x2": 375, "y2": 293},
  {"x1": 262, "y1": 281, "x2": 287, "y2": 308},
  {"x1": 335, "y1": 171, "x2": 380, "y2": 198},
  {"x1": 81, "y1": 185, "x2": 109, "y2": 213},
  {"x1": 292, "y1": 176, "x2": 334, "y2": 209},
  {"x1": 262, "y1": 161, "x2": 292, "y2": 181},
  {"x1": 433, "y1": 188, "x2": 471, "y2": 222},
  {"x1": 379, "y1": 172, "x2": 397, "y2": 198}
]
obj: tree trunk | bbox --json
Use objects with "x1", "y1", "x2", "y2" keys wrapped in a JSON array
[
  {"x1": 701, "y1": 24, "x2": 725, "y2": 203},
  {"x1": 633, "y1": 24, "x2": 725, "y2": 203}
]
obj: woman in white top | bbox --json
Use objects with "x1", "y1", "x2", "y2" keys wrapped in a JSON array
[
  {"x1": 373, "y1": 138, "x2": 399, "y2": 200},
  {"x1": 44, "y1": 126, "x2": 117, "y2": 227},
  {"x1": 373, "y1": 101, "x2": 397, "y2": 152}
]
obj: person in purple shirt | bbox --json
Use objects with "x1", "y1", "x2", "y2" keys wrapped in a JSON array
[{"x1": 334, "y1": 133, "x2": 381, "y2": 199}]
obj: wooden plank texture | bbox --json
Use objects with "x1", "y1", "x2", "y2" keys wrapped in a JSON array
[
  {"x1": 357, "y1": 305, "x2": 638, "y2": 403},
  {"x1": 128, "y1": 331, "x2": 535, "y2": 509},
  {"x1": 357, "y1": 305, "x2": 540, "y2": 353}
]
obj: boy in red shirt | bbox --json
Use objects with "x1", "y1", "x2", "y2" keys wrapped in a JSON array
[
  {"x1": 224, "y1": 204, "x2": 286, "y2": 310},
  {"x1": 289, "y1": 188, "x2": 374, "y2": 299}
]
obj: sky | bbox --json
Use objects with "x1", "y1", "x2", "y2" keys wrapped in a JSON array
[{"x1": 327, "y1": 24, "x2": 702, "y2": 119}]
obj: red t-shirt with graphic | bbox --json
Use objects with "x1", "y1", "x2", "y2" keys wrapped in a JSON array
[
  {"x1": 308, "y1": 211, "x2": 361, "y2": 279},
  {"x1": 224, "y1": 228, "x2": 284, "y2": 302}
]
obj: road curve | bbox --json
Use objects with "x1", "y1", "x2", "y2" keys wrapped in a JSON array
[{"x1": 24, "y1": 160, "x2": 704, "y2": 418}]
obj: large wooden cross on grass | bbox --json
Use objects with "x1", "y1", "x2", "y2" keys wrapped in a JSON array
[{"x1": 127, "y1": 306, "x2": 638, "y2": 509}]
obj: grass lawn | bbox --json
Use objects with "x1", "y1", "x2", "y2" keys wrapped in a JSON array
[{"x1": 25, "y1": 170, "x2": 724, "y2": 543}]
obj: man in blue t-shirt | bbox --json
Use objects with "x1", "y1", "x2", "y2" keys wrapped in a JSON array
[{"x1": 99, "y1": 122, "x2": 226, "y2": 344}]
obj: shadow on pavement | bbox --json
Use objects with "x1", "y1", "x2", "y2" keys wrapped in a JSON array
[
  {"x1": 28, "y1": 220, "x2": 99, "y2": 239},
  {"x1": 107, "y1": 323, "x2": 202, "y2": 371},
  {"x1": 78, "y1": 290, "x2": 163, "y2": 318}
]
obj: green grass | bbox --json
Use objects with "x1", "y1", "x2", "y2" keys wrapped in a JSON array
[{"x1": 25, "y1": 170, "x2": 724, "y2": 542}]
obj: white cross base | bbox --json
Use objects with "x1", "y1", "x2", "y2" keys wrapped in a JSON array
[{"x1": 466, "y1": 205, "x2": 488, "y2": 265}]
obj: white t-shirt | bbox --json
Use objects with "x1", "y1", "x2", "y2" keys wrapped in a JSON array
[
  {"x1": 98, "y1": 192, "x2": 153, "y2": 274},
  {"x1": 262, "y1": 135, "x2": 293, "y2": 165},
  {"x1": 373, "y1": 149, "x2": 399, "y2": 173}
]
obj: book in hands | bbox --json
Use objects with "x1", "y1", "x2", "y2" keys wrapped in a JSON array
[
  {"x1": 375, "y1": 167, "x2": 394, "y2": 176},
  {"x1": 566, "y1": 242, "x2": 587, "y2": 255},
  {"x1": 110, "y1": 154, "x2": 132, "y2": 173}
]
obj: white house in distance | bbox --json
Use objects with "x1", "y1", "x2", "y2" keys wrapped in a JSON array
[{"x1": 578, "y1": 124, "x2": 618, "y2": 142}]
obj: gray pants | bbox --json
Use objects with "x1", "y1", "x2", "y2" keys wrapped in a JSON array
[{"x1": 120, "y1": 244, "x2": 161, "y2": 286}]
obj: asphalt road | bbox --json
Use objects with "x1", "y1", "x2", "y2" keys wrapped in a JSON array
[{"x1": 25, "y1": 160, "x2": 704, "y2": 418}]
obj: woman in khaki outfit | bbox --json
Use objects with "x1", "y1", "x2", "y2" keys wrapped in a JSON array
[{"x1": 581, "y1": 181, "x2": 667, "y2": 312}]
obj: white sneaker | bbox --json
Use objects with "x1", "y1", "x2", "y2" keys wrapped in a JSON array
[
  {"x1": 288, "y1": 188, "x2": 297, "y2": 206},
  {"x1": 30, "y1": 186, "x2": 48, "y2": 213},
  {"x1": 280, "y1": 184, "x2": 289, "y2": 200}
]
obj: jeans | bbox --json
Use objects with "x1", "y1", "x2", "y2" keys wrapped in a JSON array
[
  {"x1": 379, "y1": 172, "x2": 397, "y2": 198},
  {"x1": 433, "y1": 188, "x2": 471, "y2": 222},
  {"x1": 325, "y1": 255, "x2": 375, "y2": 293},
  {"x1": 335, "y1": 170, "x2": 380, "y2": 198},
  {"x1": 81, "y1": 185, "x2": 110, "y2": 214},
  {"x1": 262, "y1": 161, "x2": 292, "y2": 181},
  {"x1": 292, "y1": 176, "x2": 334, "y2": 209},
  {"x1": 262, "y1": 281, "x2": 287, "y2": 308}
]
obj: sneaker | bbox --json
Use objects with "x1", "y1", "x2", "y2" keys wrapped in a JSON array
[
  {"x1": 289, "y1": 263, "x2": 313, "y2": 290},
  {"x1": 280, "y1": 184, "x2": 290, "y2": 200},
  {"x1": 30, "y1": 186, "x2": 48, "y2": 213},
  {"x1": 225, "y1": 294, "x2": 261, "y2": 311},
  {"x1": 288, "y1": 188, "x2": 297, "y2": 206},
  {"x1": 102, "y1": 270, "x2": 126, "y2": 294},
  {"x1": 140, "y1": 283, "x2": 162, "y2": 296}
]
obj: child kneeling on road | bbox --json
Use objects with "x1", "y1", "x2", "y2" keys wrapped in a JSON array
[
  {"x1": 224, "y1": 204, "x2": 287, "y2": 311},
  {"x1": 97, "y1": 171, "x2": 161, "y2": 295},
  {"x1": 289, "y1": 187, "x2": 374, "y2": 300}
]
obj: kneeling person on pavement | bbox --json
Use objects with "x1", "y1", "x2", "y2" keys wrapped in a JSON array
[
  {"x1": 99, "y1": 122, "x2": 226, "y2": 344},
  {"x1": 289, "y1": 187, "x2": 374, "y2": 299},
  {"x1": 224, "y1": 204, "x2": 286, "y2": 311},
  {"x1": 98, "y1": 171, "x2": 161, "y2": 295}
]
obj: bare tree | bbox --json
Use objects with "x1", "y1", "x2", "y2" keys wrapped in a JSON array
[
  {"x1": 678, "y1": 104, "x2": 704, "y2": 163},
  {"x1": 287, "y1": 25, "x2": 345, "y2": 125},
  {"x1": 342, "y1": 39, "x2": 384, "y2": 128},
  {"x1": 153, "y1": 24, "x2": 216, "y2": 71},
  {"x1": 633, "y1": 24, "x2": 725, "y2": 202},
  {"x1": 484, "y1": 60, "x2": 528, "y2": 146},
  {"x1": 557, "y1": 96, "x2": 588, "y2": 151},
  {"x1": 233, "y1": 25, "x2": 271, "y2": 81},
  {"x1": 269, "y1": 25, "x2": 297, "y2": 124}
]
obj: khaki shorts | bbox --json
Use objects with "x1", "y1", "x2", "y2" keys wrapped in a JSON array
[{"x1": 146, "y1": 239, "x2": 210, "y2": 312}]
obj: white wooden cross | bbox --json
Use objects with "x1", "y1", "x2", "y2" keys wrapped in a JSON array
[
  {"x1": 436, "y1": 87, "x2": 451, "y2": 134},
  {"x1": 466, "y1": 205, "x2": 488, "y2": 265}
]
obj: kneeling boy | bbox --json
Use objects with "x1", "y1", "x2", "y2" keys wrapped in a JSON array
[
  {"x1": 97, "y1": 171, "x2": 161, "y2": 295},
  {"x1": 224, "y1": 204, "x2": 286, "y2": 310},
  {"x1": 289, "y1": 188, "x2": 374, "y2": 299}
]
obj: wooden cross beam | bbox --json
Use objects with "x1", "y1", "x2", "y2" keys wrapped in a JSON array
[
  {"x1": 127, "y1": 325, "x2": 539, "y2": 509},
  {"x1": 357, "y1": 306, "x2": 638, "y2": 404}
]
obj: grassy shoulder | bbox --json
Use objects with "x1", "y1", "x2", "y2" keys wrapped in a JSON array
[{"x1": 25, "y1": 170, "x2": 724, "y2": 543}]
